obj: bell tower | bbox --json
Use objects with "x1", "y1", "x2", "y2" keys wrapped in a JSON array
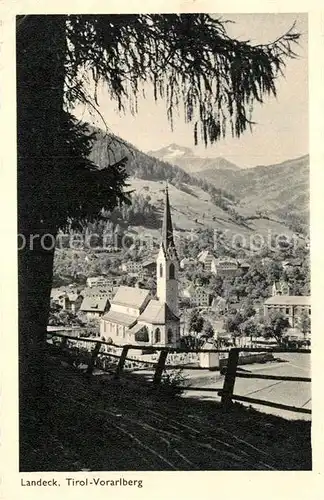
[{"x1": 156, "y1": 185, "x2": 179, "y2": 316}]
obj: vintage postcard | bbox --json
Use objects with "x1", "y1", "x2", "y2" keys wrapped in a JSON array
[{"x1": 1, "y1": 1, "x2": 323, "y2": 499}]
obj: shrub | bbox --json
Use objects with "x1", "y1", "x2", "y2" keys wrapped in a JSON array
[{"x1": 157, "y1": 369, "x2": 187, "y2": 397}]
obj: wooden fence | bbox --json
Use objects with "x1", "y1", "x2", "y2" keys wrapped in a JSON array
[{"x1": 46, "y1": 332, "x2": 311, "y2": 415}]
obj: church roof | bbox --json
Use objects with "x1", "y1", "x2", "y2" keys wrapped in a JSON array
[
  {"x1": 111, "y1": 286, "x2": 151, "y2": 309},
  {"x1": 128, "y1": 323, "x2": 147, "y2": 335},
  {"x1": 138, "y1": 299, "x2": 179, "y2": 324},
  {"x1": 101, "y1": 310, "x2": 137, "y2": 327}
]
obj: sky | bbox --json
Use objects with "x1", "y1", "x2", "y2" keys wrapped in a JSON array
[{"x1": 73, "y1": 13, "x2": 308, "y2": 168}]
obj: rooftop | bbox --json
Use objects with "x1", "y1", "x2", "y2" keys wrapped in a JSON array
[
  {"x1": 138, "y1": 300, "x2": 179, "y2": 324},
  {"x1": 80, "y1": 296, "x2": 109, "y2": 313},
  {"x1": 111, "y1": 286, "x2": 151, "y2": 309},
  {"x1": 215, "y1": 257, "x2": 238, "y2": 265},
  {"x1": 142, "y1": 259, "x2": 156, "y2": 268},
  {"x1": 101, "y1": 310, "x2": 137, "y2": 327},
  {"x1": 264, "y1": 296, "x2": 311, "y2": 306},
  {"x1": 127, "y1": 323, "x2": 148, "y2": 336},
  {"x1": 83, "y1": 286, "x2": 117, "y2": 297}
]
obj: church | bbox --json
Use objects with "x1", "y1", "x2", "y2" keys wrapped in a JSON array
[{"x1": 100, "y1": 186, "x2": 180, "y2": 347}]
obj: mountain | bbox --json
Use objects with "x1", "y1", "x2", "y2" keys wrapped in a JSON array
[
  {"x1": 88, "y1": 127, "x2": 236, "y2": 204},
  {"x1": 147, "y1": 143, "x2": 193, "y2": 160},
  {"x1": 199, "y1": 155, "x2": 310, "y2": 230},
  {"x1": 87, "y1": 125, "x2": 309, "y2": 236},
  {"x1": 147, "y1": 143, "x2": 240, "y2": 174}
]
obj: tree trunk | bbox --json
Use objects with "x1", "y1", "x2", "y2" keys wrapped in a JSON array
[{"x1": 17, "y1": 15, "x2": 66, "y2": 425}]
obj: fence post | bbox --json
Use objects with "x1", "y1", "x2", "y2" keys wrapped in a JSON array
[
  {"x1": 59, "y1": 335, "x2": 68, "y2": 352},
  {"x1": 86, "y1": 341, "x2": 101, "y2": 376},
  {"x1": 220, "y1": 348, "x2": 240, "y2": 408},
  {"x1": 114, "y1": 346, "x2": 129, "y2": 379},
  {"x1": 153, "y1": 350, "x2": 168, "y2": 385}
]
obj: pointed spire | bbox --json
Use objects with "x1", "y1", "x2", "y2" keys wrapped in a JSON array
[{"x1": 161, "y1": 183, "x2": 175, "y2": 252}]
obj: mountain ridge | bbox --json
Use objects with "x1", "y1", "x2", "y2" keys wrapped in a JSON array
[
  {"x1": 147, "y1": 143, "x2": 241, "y2": 173},
  {"x1": 87, "y1": 124, "x2": 309, "y2": 235}
]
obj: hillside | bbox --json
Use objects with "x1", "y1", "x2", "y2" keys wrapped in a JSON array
[
  {"x1": 89, "y1": 128, "x2": 233, "y2": 197},
  {"x1": 87, "y1": 125, "x2": 309, "y2": 238},
  {"x1": 200, "y1": 155, "x2": 309, "y2": 229},
  {"x1": 121, "y1": 178, "x2": 299, "y2": 246}
]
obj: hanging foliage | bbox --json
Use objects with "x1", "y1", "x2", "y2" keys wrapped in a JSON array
[{"x1": 64, "y1": 14, "x2": 300, "y2": 146}]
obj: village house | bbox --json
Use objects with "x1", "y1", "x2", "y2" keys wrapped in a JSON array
[
  {"x1": 80, "y1": 296, "x2": 110, "y2": 320},
  {"x1": 272, "y1": 280, "x2": 290, "y2": 296},
  {"x1": 141, "y1": 259, "x2": 156, "y2": 275},
  {"x1": 211, "y1": 295, "x2": 228, "y2": 314},
  {"x1": 50, "y1": 288, "x2": 83, "y2": 314},
  {"x1": 182, "y1": 283, "x2": 212, "y2": 307},
  {"x1": 237, "y1": 260, "x2": 250, "y2": 273},
  {"x1": 211, "y1": 257, "x2": 239, "y2": 278},
  {"x1": 197, "y1": 250, "x2": 216, "y2": 272},
  {"x1": 83, "y1": 286, "x2": 118, "y2": 301},
  {"x1": 120, "y1": 261, "x2": 143, "y2": 274},
  {"x1": 86, "y1": 276, "x2": 110, "y2": 288},
  {"x1": 100, "y1": 186, "x2": 181, "y2": 347},
  {"x1": 263, "y1": 295, "x2": 311, "y2": 328}
]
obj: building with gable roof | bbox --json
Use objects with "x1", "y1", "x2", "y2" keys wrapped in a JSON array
[
  {"x1": 80, "y1": 296, "x2": 110, "y2": 319},
  {"x1": 50, "y1": 287, "x2": 83, "y2": 314},
  {"x1": 197, "y1": 250, "x2": 215, "y2": 272},
  {"x1": 211, "y1": 257, "x2": 239, "y2": 277},
  {"x1": 264, "y1": 295, "x2": 311, "y2": 328},
  {"x1": 272, "y1": 280, "x2": 290, "y2": 296},
  {"x1": 100, "y1": 186, "x2": 180, "y2": 347},
  {"x1": 182, "y1": 283, "x2": 212, "y2": 307}
]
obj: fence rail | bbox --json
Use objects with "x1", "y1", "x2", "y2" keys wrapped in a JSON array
[
  {"x1": 228, "y1": 395, "x2": 311, "y2": 415},
  {"x1": 46, "y1": 332, "x2": 311, "y2": 415},
  {"x1": 235, "y1": 372, "x2": 310, "y2": 383},
  {"x1": 219, "y1": 347, "x2": 311, "y2": 415}
]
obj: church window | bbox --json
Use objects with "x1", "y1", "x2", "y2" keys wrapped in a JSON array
[
  {"x1": 169, "y1": 263, "x2": 175, "y2": 279},
  {"x1": 167, "y1": 328, "x2": 173, "y2": 343},
  {"x1": 160, "y1": 264, "x2": 163, "y2": 277},
  {"x1": 154, "y1": 328, "x2": 161, "y2": 343}
]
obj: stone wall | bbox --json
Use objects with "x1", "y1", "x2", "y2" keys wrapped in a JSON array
[{"x1": 219, "y1": 352, "x2": 274, "y2": 369}]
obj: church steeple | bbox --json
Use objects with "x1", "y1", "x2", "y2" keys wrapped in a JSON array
[
  {"x1": 161, "y1": 184, "x2": 178, "y2": 260},
  {"x1": 156, "y1": 184, "x2": 179, "y2": 316},
  {"x1": 162, "y1": 184, "x2": 175, "y2": 252}
]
